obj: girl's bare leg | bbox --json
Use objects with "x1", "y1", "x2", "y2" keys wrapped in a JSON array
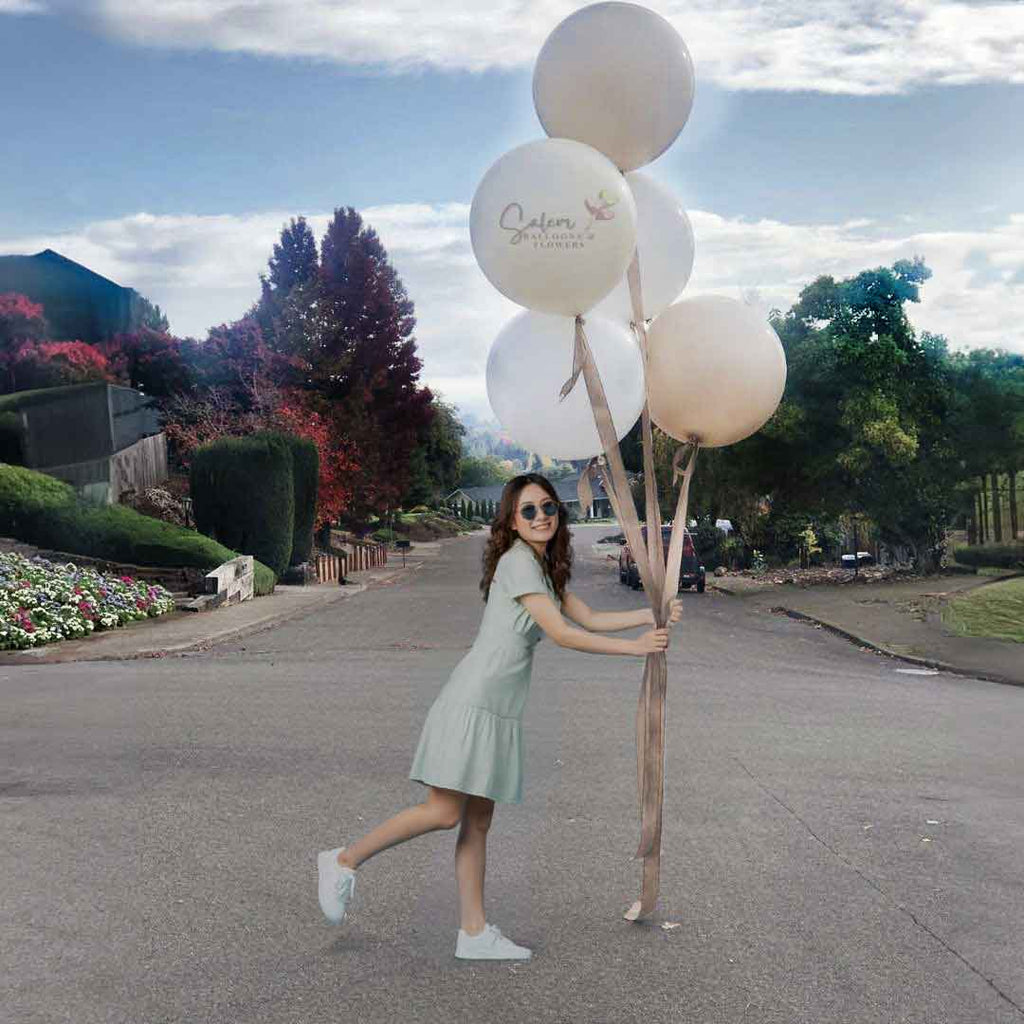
[
  {"x1": 454, "y1": 796, "x2": 494, "y2": 936},
  {"x1": 337, "y1": 786, "x2": 467, "y2": 869}
]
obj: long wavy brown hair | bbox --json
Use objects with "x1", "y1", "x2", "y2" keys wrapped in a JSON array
[{"x1": 480, "y1": 473, "x2": 573, "y2": 602}]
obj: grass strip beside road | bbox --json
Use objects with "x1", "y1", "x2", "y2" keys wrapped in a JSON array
[{"x1": 942, "y1": 577, "x2": 1024, "y2": 643}]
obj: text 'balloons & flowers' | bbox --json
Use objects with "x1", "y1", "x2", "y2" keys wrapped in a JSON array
[{"x1": 470, "y1": 138, "x2": 638, "y2": 317}]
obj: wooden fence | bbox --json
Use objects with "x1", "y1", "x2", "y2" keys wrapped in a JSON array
[{"x1": 314, "y1": 539, "x2": 388, "y2": 583}]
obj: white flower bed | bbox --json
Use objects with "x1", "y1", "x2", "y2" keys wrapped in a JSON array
[{"x1": 0, "y1": 552, "x2": 177, "y2": 651}]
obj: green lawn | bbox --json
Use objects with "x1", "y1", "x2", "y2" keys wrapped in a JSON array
[{"x1": 942, "y1": 577, "x2": 1024, "y2": 643}]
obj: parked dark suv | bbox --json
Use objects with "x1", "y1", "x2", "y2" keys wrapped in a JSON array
[{"x1": 618, "y1": 525, "x2": 706, "y2": 593}]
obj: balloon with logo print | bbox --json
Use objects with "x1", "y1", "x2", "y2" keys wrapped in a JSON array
[
  {"x1": 647, "y1": 296, "x2": 787, "y2": 448},
  {"x1": 487, "y1": 311, "x2": 644, "y2": 459},
  {"x1": 590, "y1": 171, "x2": 695, "y2": 324},
  {"x1": 533, "y1": 3, "x2": 695, "y2": 172},
  {"x1": 470, "y1": 139, "x2": 637, "y2": 316}
]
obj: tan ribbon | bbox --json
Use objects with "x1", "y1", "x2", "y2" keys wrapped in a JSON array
[
  {"x1": 561, "y1": 250, "x2": 701, "y2": 921},
  {"x1": 576, "y1": 456, "x2": 600, "y2": 516}
]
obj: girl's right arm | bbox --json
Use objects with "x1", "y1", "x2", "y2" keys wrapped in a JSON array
[{"x1": 518, "y1": 593, "x2": 668, "y2": 657}]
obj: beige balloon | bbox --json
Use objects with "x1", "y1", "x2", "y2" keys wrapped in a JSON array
[
  {"x1": 533, "y1": 2, "x2": 695, "y2": 172},
  {"x1": 647, "y1": 296, "x2": 787, "y2": 448},
  {"x1": 470, "y1": 138, "x2": 638, "y2": 316}
]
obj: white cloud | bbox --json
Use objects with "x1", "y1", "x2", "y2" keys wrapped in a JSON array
[
  {"x1": 2, "y1": 204, "x2": 1021, "y2": 419},
  {"x1": 87, "y1": 0, "x2": 1024, "y2": 94},
  {"x1": 0, "y1": 0, "x2": 46, "y2": 13}
]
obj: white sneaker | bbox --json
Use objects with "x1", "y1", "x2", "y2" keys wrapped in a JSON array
[
  {"x1": 455, "y1": 923, "x2": 532, "y2": 960},
  {"x1": 317, "y1": 847, "x2": 356, "y2": 924}
]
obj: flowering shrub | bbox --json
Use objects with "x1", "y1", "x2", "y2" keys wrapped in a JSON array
[{"x1": 0, "y1": 552, "x2": 176, "y2": 650}]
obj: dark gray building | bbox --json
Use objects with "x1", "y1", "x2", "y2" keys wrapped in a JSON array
[{"x1": 0, "y1": 249, "x2": 145, "y2": 344}]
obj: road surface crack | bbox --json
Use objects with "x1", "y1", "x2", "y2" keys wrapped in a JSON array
[{"x1": 731, "y1": 756, "x2": 1024, "y2": 1019}]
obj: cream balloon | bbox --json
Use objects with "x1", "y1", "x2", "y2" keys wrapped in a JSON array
[
  {"x1": 647, "y1": 296, "x2": 786, "y2": 448},
  {"x1": 533, "y1": 3, "x2": 695, "y2": 172},
  {"x1": 486, "y1": 312, "x2": 644, "y2": 460},
  {"x1": 590, "y1": 171, "x2": 695, "y2": 324},
  {"x1": 470, "y1": 139, "x2": 637, "y2": 316}
]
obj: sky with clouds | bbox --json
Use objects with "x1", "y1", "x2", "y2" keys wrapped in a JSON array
[{"x1": 1, "y1": 0, "x2": 1022, "y2": 419}]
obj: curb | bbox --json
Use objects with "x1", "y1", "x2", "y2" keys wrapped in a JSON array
[
  {"x1": 0, "y1": 582, "x2": 369, "y2": 665},
  {"x1": 0, "y1": 546, "x2": 433, "y2": 667},
  {"x1": 160, "y1": 582, "x2": 370, "y2": 659},
  {"x1": 709, "y1": 582, "x2": 740, "y2": 596},
  {"x1": 711, "y1": 570, "x2": 1022, "y2": 600},
  {"x1": 770, "y1": 605, "x2": 1023, "y2": 689}
]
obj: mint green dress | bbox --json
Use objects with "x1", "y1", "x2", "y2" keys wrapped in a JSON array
[{"x1": 409, "y1": 538, "x2": 557, "y2": 804}]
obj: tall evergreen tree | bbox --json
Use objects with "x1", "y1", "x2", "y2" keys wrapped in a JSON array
[
  {"x1": 314, "y1": 207, "x2": 434, "y2": 518},
  {"x1": 254, "y1": 216, "x2": 320, "y2": 358}
]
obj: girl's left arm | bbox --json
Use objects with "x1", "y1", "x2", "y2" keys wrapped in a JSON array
[{"x1": 562, "y1": 592, "x2": 681, "y2": 632}]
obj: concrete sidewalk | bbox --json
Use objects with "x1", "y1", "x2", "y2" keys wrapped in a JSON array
[
  {"x1": 715, "y1": 572, "x2": 1024, "y2": 687},
  {"x1": 0, "y1": 561, "x2": 420, "y2": 665}
]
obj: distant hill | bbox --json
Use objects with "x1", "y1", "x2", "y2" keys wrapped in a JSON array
[
  {"x1": 456, "y1": 409, "x2": 528, "y2": 462},
  {"x1": 455, "y1": 408, "x2": 579, "y2": 478}
]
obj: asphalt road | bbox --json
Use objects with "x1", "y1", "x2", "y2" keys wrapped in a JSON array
[{"x1": 3, "y1": 524, "x2": 1023, "y2": 1024}]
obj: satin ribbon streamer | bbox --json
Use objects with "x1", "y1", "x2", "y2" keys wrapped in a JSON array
[{"x1": 563, "y1": 250, "x2": 699, "y2": 920}]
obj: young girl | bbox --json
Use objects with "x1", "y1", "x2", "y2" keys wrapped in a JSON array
[{"x1": 317, "y1": 473, "x2": 680, "y2": 960}]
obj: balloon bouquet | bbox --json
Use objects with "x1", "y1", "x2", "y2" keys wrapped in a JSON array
[{"x1": 471, "y1": 2, "x2": 787, "y2": 920}]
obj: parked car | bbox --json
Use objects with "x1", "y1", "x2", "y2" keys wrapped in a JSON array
[{"x1": 618, "y1": 525, "x2": 706, "y2": 593}]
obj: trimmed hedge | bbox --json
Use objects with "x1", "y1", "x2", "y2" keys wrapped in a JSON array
[
  {"x1": 953, "y1": 543, "x2": 1024, "y2": 570},
  {"x1": 258, "y1": 430, "x2": 318, "y2": 566},
  {"x1": 0, "y1": 412, "x2": 24, "y2": 465},
  {"x1": 190, "y1": 433, "x2": 295, "y2": 577},
  {"x1": 0, "y1": 463, "x2": 276, "y2": 594}
]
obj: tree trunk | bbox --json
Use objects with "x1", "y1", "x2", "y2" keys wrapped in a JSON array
[
  {"x1": 978, "y1": 484, "x2": 987, "y2": 544},
  {"x1": 1009, "y1": 469, "x2": 1019, "y2": 542},
  {"x1": 991, "y1": 473, "x2": 1003, "y2": 543},
  {"x1": 917, "y1": 545, "x2": 940, "y2": 574}
]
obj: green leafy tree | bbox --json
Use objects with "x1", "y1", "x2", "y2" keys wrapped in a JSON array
[
  {"x1": 135, "y1": 295, "x2": 170, "y2": 333},
  {"x1": 771, "y1": 262, "x2": 965, "y2": 566},
  {"x1": 949, "y1": 348, "x2": 1024, "y2": 543},
  {"x1": 403, "y1": 396, "x2": 465, "y2": 506},
  {"x1": 652, "y1": 259, "x2": 986, "y2": 570},
  {"x1": 458, "y1": 455, "x2": 511, "y2": 488}
]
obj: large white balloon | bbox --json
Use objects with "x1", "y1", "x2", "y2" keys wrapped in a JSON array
[
  {"x1": 590, "y1": 172, "x2": 695, "y2": 324},
  {"x1": 533, "y1": 3, "x2": 695, "y2": 172},
  {"x1": 487, "y1": 312, "x2": 645, "y2": 460},
  {"x1": 647, "y1": 296, "x2": 787, "y2": 448},
  {"x1": 470, "y1": 139, "x2": 637, "y2": 317}
]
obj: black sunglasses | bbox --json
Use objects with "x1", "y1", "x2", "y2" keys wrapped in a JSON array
[{"x1": 519, "y1": 500, "x2": 560, "y2": 521}]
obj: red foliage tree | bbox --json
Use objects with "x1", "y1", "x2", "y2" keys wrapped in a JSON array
[
  {"x1": 273, "y1": 392, "x2": 360, "y2": 528},
  {"x1": 153, "y1": 319, "x2": 305, "y2": 470},
  {"x1": 198, "y1": 318, "x2": 301, "y2": 416},
  {"x1": 0, "y1": 293, "x2": 47, "y2": 346},
  {"x1": 161, "y1": 389, "x2": 262, "y2": 468},
  {"x1": 313, "y1": 207, "x2": 434, "y2": 518},
  {"x1": 100, "y1": 328, "x2": 198, "y2": 398},
  {"x1": 3, "y1": 340, "x2": 113, "y2": 391},
  {"x1": 0, "y1": 293, "x2": 49, "y2": 392}
]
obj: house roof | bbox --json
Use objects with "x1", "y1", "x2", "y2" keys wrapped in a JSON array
[
  {"x1": 0, "y1": 249, "x2": 130, "y2": 293},
  {"x1": 448, "y1": 472, "x2": 613, "y2": 506}
]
